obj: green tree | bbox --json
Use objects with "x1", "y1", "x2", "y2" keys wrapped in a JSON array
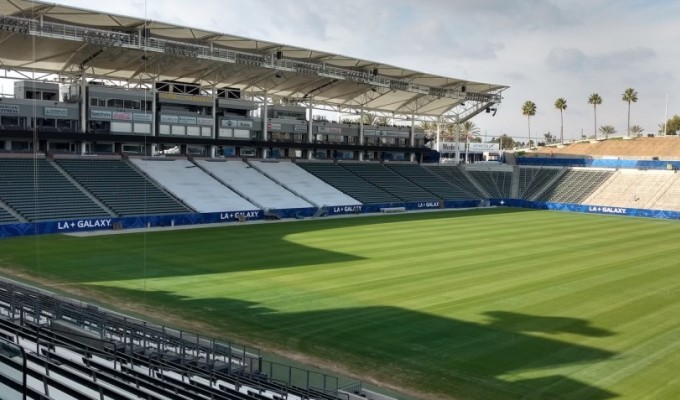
[
  {"x1": 599, "y1": 125, "x2": 616, "y2": 139},
  {"x1": 658, "y1": 115, "x2": 680, "y2": 135},
  {"x1": 491, "y1": 134, "x2": 515, "y2": 150},
  {"x1": 630, "y1": 125, "x2": 644, "y2": 136},
  {"x1": 522, "y1": 100, "x2": 537, "y2": 149},
  {"x1": 458, "y1": 120, "x2": 481, "y2": 141},
  {"x1": 588, "y1": 93, "x2": 602, "y2": 140},
  {"x1": 554, "y1": 97, "x2": 567, "y2": 144},
  {"x1": 622, "y1": 88, "x2": 638, "y2": 137},
  {"x1": 544, "y1": 132, "x2": 555, "y2": 144}
]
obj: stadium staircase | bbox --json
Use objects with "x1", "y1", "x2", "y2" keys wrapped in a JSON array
[
  {"x1": 534, "y1": 168, "x2": 615, "y2": 204},
  {"x1": 518, "y1": 167, "x2": 565, "y2": 200},
  {"x1": 338, "y1": 163, "x2": 437, "y2": 202},
  {"x1": 55, "y1": 156, "x2": 193, "y2": 217},
  {"x1": 465, "y1": 169, "x2": 513, "y2": 198},
  {"x1": 422, "y1": 165, "x2": 485, "y2": 199},
  {"x1": 298, "y1": 162, "x2": 401, "y2": 205}
]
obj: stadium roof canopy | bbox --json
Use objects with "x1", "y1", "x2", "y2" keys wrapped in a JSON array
[{"x1": 0, "y1": 0, "x2": 508, "y2": 119}]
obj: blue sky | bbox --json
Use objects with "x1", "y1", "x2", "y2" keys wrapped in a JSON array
[{"x1": 43, "y1": 0, "x2": 680, "y2": 141}]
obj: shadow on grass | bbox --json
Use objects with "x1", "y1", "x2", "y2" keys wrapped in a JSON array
[
  {"x1": 89, "y1": 286, "x2": 618, "y2": 400},
  {"x1": 0, "y1": 207, "x2": 537, "y2": 283}
]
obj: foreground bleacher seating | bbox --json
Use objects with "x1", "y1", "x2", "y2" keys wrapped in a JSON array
[
  {"x1": 0, "y1": 157, "x2": 110, "y2": 222},
  {"x1": 56, "y1": 157, "x2": 192, "y2": 217},
  {"x1": 0, "y1": 278, "x2": 365, "y2": 400}
]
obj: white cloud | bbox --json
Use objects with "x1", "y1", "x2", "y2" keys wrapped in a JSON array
[{"x1": 46, "y1": 0, "x2": 680, "y2": 140}]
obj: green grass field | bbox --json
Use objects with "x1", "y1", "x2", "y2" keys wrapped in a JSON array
[{"x1": 1, "y1": 208, "x2": 680, "y2": 399}]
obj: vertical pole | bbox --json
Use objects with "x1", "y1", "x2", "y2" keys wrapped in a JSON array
[
  {"x1": 80, "y1": 71, "x2": 87, "y2": 133},
  {"x1": 454, "y1": 114, "x2": 461, "y2": 164},
  {"x1": 212, "y1": 85, "x2": 217, "y2": 140},
  {"x1": 151, "y1": 78, "x2": 156, "y2": 137},
  {"x1": 409, "y1": 111, "x2": 415, "y2": 162},
  {"x1": 664, "y1": 93, "x2": 669, "y2": 136},
  {"x1": 435, "y1": 121, "x2": 441, "y2": 164},
  {"x1": 261, "y1": 91, "x2": 268, "y2": 158},
  {"x1": 307, "y1": 99, "x2": 314, "y2": 160},
  {"x1": 359, "y1": 106, "x2": 364, "y2": 161}
]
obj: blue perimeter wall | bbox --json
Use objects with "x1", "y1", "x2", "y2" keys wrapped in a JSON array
[
  {"x1": 517, "y1": 157, "x2": 680, "y2": 170},
  {"x1": 490, "y1": 199, "x2": 680, "y2": 220},
  {"x1": 2, "y1": 198, "x2": 677, "y2": 239},
  {"x1": 0, "y1": 200, "x2": 481, "y2": 239}
]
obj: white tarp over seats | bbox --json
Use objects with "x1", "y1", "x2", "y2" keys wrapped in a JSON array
[
  {"x1": 196, "y1": 159, "x2": 313, "y2": 209},
  {"x1": 250, "y1": 160, "x2": 361, "y2": 207},
  {"x1": 130, "y1": 158, "x2": 257, "y2": 213}
]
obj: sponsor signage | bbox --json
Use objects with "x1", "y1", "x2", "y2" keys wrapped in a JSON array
[
  {"x1": 112, "y1": 112, "x2": 132, "y2": 121},
  {"x1": 318, "y1": 126, "x2": 342, "y2": 134},
  {"x1": 158, "y1": 92, "x2": 213, "y2": 104},
  {"x1": 196, "y1": 117, "x2": 213, "y2": 126},
  {"x1": 133, "y1": 113, "x2": 152, "y2": 122},
  {"x1": 267, "y1": 122, "x2": 281, "y2": 131},
  {"x1": 294, "y1": 124, "x2": 307, "y2": 132},
  {"x1": 90, "y1": 109, "x2": 112, "y2": 119},
  {"x1": 44, "y1": 107, "x2": 69, "y2": 117},
  {"x1": 468, "y1": 142, "x2": 500, "y2": 152},
  {"x1": 416, "y1": 201, "x2": 440, "y2": 209},
  {"x1": 223, "y1": 119, "x2": 254, "y2": 128},
  {"x1": 179, "y1": 115, "x2": 197, "y2": 125},
  {"x1": 0, "y1": 104, "x2": 19, "y2": 114},
  {"x1": 160, "y1": 114, "x2": 179, "y2": 123},
  {"x1": 57, "y1": 218, "x2": 113, "y2": 231}
]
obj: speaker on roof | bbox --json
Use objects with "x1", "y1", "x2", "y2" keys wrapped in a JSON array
[
  {"x1": 461, "y1": 85, "x2": 466, "y2": 92},
  {"x1": 373, "y1": 68, "x2": 378, "y2": 75},
  {"x1": 276, "y1": 51, "x2": 283, "y2": 60}
]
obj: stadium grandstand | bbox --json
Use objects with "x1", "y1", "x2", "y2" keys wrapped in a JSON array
[{"x1": 1, "y1": 1, "x2": 680, "y2": 400}]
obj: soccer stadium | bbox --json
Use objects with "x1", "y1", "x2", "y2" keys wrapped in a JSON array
[{"x1": 0, "y1": 1, "x2": 679, "y2": 400}]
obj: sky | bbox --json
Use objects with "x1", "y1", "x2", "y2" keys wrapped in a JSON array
[{"x1": 27, "y1": 0, "x2": 680, "y2": 142}]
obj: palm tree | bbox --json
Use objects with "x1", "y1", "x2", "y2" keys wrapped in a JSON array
[
  {"x1": 599, "y1": 125, "x2": 616, "y2": 139},
  {"x1": 630, "y1": 125, "x2": 644, "y2": 136},
  {"x1": 588, "y1": 93, "x2": 602, "y2": 140},
  {"x1": 554, "y1": 97, "x2": 567, "y2": 144},
  {"x1": 522, "y1": 100, "x2": 537, "y2": 149},
  {"x1": 622, "y1": 88, "x2": 638, "y2": 137}
]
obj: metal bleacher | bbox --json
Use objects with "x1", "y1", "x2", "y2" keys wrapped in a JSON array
[
  {"x1": 386, "y1": 163, "x2": 481, "y2": 201},
  {"x1": 0, "y1": 203, "x2": 20, "y2": 224},
  {"x1": 465, "y1": 169, "x2": 513, "y2": 198},
  {"x1": 340, "y1": 163, "x2": 437, "y2": 202},
  {"x1": 0, "y1": 157, "x2": 111, "y2": 222},
  {"x1": 298, "y1": 162, "x2": 401, "y2": 204},
  {"x1": 518, "y1": 166, "x2": 565, "y2": 199},
  {"x1": 0, "y1": 278, "x2": 361, "y2": 400},
  {"x1": 423, "y1": 165, "x2": 486, "y2": 198},
  {"x1": 534, "y1": 168, "x2": 615, "y2": 204},
  {"x1": 55, "y1": 157, "x2": 192, "y2": 217}
]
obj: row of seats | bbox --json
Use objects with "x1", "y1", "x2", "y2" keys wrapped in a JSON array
[
  {"x1": 2, "y1": 159, "x2": 680, "y2": 224},
  {"x1": 0, "y1": 278, "x2": 351, "y2": 400}
]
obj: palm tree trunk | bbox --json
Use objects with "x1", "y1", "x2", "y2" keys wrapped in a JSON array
[
  {"x1": 560, "y1": 110, "x2": 564, "y2": 144},
  {"x1": 627, "y1": 101, "x2": 631, "y2": 137},
  {"x1": 527, "y1": 116, "x2": 531, "y2": 149},
  {"x1": 593, "y1": 106, "x2": 597, "y2": 140}
]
